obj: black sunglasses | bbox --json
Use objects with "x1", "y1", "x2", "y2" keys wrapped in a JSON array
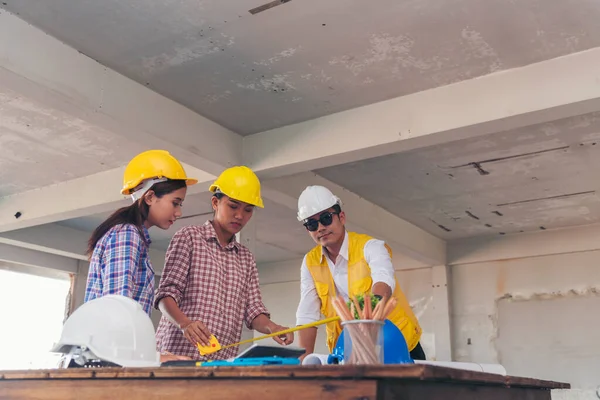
[{"x1": 303, "y1": 211, "x2": 339, "y2": 232}]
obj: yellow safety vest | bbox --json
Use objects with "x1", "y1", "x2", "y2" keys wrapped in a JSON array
[{"x1": 305, "y1": 231, "x2": 422, "y2": 352}]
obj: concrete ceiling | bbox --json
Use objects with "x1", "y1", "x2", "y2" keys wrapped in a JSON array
[
  {"x1": 317, "y1": 111, "x2": 600, "y2": 240},
  {"x1": 0, "y1": 87, "x2": 139, "y2": 197},
  {"x1": 2, "y1": 0, "x2": 600, "y2": 268},
  {"x1": 3, "y1": 0, "x2": 600, "y2": 135}
]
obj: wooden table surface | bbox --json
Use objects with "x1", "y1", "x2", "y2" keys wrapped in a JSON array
[{"x1": 0, "y1": 363, "x2": 570, "y2": 400}]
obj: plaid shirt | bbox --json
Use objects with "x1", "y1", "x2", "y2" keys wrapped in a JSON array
[
  {"x1": 154, "y1": 221, "x2": 269, "y2": 360},
  {"x1": 84, "y1": 224, "x2": 155, "y2": 316}
]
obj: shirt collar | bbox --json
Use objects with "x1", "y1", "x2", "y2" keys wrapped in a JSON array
[
  {"x1": 142, "y1": 226, "x2": 152, "y2": 245},
  {"x1": 202, "y1": 220, "x2": 240, "y2": 251},
  {"x1": 320, "y1": 230, "x2": 348, "y2": 263}
]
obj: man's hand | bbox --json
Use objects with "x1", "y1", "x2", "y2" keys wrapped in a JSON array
[
  {"x1": 267, "y1": 323, "x2": 294, "y2": 346},
  {"x1": 180, "y1": 320, "x2": 212, "y2": 347},
  {"x1": 372, "y1": 282, "x2": 392, "y2": 300}
]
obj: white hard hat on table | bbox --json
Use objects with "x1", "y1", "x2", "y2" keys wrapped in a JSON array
[
  {"x1": 297, "y1": 185, "x2": 342, "y2": 221},
  {"x1": 51, "y1": 295, "x2": 160, "y2": 368}
]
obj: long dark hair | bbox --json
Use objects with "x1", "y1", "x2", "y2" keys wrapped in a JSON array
[{"x1": 86, "y1": 179, "x2": 187, "y2": 257}]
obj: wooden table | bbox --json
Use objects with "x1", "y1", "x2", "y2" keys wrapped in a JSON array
[{"x1": 0, "y1": 363, "x2": 569, "y2": 399}]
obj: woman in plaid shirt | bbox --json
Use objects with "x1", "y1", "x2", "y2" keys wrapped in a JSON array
[
  {"x1": 84, "y1": 150, "x2": 197, "y2": 318},
  {"x1": 154, "y1": 166, "x2": 294, "y2": 360}
]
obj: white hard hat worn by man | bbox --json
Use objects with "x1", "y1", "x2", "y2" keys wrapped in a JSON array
[{"x1": 294, "y1": 185, "x2": 426, "y2": 361}]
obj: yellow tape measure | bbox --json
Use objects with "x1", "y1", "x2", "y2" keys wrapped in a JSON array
[{"x1": 197, "y1": 316, "x2": 341, "y2": 355}]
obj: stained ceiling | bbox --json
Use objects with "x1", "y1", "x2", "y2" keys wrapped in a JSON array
[
  {"x1": 0, "y1": 88, "x2": 139, "y2": 197},
  {"x1": 3, "y1": 0, "x2": 600, "y2": 262},
  {"x1": 317, "y1": 111, "x2": 600, "y2": 240},
  {"x1": 2, "y1": 0, "x2": 600, "y2": 134}
]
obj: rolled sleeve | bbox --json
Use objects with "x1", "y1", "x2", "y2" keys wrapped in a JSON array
[
  {"x1": 102, "y1": 225, "x2": 142, "y2": 298},
  {"x1": 244, "y1": 257, "x2": 270, "y2": 329},
  {"x1": 364, "y1": 239, "x2": 396, "y2": 292},
  {"x1": 154, "y1": 228, "x2": 192, "y2": 309},
  {"x1": 295, "y1": 255, "x2": 322, "y2": 326}
]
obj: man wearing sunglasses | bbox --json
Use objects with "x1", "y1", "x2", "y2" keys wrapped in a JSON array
[{"x1": 294, "y1": 185, "x2": 426, "y2": 361}]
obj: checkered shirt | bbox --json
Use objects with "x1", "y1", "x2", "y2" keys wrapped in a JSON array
[
  {"x1": 154, "y1": 221, "x2": 269, "y2": 360},
  {"x1": 84, "y1": 224, "x2": 155, "y2": 316}
]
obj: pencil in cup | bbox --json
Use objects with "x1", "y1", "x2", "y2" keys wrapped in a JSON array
[{"x1": 332, "y1": 294, "x2": 398, "y2": 365}]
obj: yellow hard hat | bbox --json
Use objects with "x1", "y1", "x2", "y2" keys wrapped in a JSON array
[
  {"x1": 121, "y1": 150, "x2": 198, "y2": 195},
  {"x1": 209, "y1": 166, "x2": 264, "y2": 208}
]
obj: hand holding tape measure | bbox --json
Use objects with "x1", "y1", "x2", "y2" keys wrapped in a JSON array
[{"x1": 181, "y1": 320, "x2": 213, "y2": 347}]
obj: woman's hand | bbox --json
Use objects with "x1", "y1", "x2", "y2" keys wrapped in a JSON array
[{"x1": 180, "y1": 320, "x2": 212, "y2": 347}]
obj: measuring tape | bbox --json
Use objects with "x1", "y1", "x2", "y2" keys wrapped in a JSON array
[{"x1": 197, "y1": 316, "x2": 341, "y2": 355}]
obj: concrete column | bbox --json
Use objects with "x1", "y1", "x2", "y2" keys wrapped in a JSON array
[
  {"x1": 236, "y1": 216, "x2": 257, "y2": 353},
  {"x1": 432, "y1": 265, "x2": 453, "y2": 361},
  {"x1": 71, "y1": 260, "x2": 90, "y2": 313}
]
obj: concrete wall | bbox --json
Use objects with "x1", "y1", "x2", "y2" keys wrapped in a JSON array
[
  {"x1": 452, "y1": 253, "x2": 600, "y2": 388},
  {"x1": 449, "y1": 225, "x2": 600, "y2": 390}
]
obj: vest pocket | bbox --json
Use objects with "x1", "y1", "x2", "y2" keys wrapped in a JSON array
[
  {"x1": 350, "y1": 276, "x2": 372, "y2": 296},
  {"x1": 314, "y1": 282, "x2": 332, "y2": 318}
]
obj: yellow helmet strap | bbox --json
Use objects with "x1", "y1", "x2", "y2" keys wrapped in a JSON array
[{"x1": 130, "y1": 177, "x2": 167, "y2": 203}]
